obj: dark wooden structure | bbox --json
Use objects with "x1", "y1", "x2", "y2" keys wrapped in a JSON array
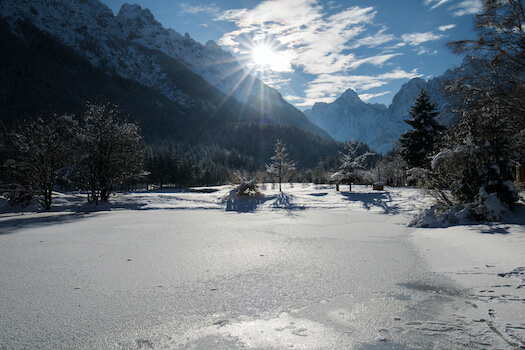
[{"x1": 517, "y1": 165, "x2": 525, "y2": 186}]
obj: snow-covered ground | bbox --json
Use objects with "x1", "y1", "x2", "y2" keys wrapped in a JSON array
[
  {"x1": 0, "y1": 184, "x2": 523, "y2": 349},
  {"x1": 411, "y1": 206, "x2": 525, "y2": 349}
]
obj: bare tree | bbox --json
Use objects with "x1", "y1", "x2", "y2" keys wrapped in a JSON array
[
  {"x1": 78, "y1": 102, "x2": 145, "y2": 203},
  {"x1": 3, "y1": 115, "x2": 80, "y2": 210}
]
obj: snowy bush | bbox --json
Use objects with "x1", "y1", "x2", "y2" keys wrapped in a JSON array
[
  {"x1": 224, "y1": 178, "x2": 264, "y2": 212},
  {"x1": 468, "y1": 187, "x2": 510, "y2": 222},
  {"x1": 405, "y1": 167, "x2": 429, "y2": 187},
  {"x1": 410, "y1": 187, "x2": 511, "y2": 227},
  {"x1": 233, "y1": 178, "x2": 261, "y2": 197},
  {"x1": 3, "y1": 188, "x2": 34, "y2": 208}
]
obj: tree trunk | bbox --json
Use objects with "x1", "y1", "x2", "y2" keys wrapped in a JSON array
[{"x1": 44, "y1": 188, "x2": 52, "y2": 211}]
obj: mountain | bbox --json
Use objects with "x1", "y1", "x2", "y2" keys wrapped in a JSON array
[
  {"x1": 304, "y1": 61, "x2": 476, "y2": 153},
  {"x1": 0, "y1": 0, "x2": 329, "y2": 141}
]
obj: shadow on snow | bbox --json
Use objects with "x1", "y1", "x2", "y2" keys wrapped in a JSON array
[
  {"x1": 0, "y1": 211, "x2": 96, "y2": 235},
  {"x1": 225, "y1": 192, "x2": 306, "y2": 213},
  {"x1": 339, "y1": 190, "x2": 400, "y2": 214}
]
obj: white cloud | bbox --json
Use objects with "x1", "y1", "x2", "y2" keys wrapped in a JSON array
[
  {"x1": 359, "y1": 91, "x2": 391, "y2": 102},
  {"x1": 348, "y1": 28, "x2": 395, "y2": 49},
  {"x1": 401, "y1": 31, "x2": 444, "y2": 46},
  {"x1": 213, "y1": 1, "x2": 434, "y2": 107},
  {"x1": 348, "y1": 53, "x2": 402, "y2": 69},
  {"x1": 438, "y1": 24, "x2": 456, "y2": 31},
  {"x1": 283, "y1": 94, "x2": 304, "y2": 102},
  {"x1": 258, "y1": 75, "x2": 292, "y2": 90},
  {"x1": 415, "y1": 47, "x2": 438, "y2": 55},
  {"x1": 180, "y1": 3, "x2": 220, "y2": 15},
  {"x1": 449, "y1": 0, "x2": 482, "y2": 16},
  {"x1": 424, "y1": 0, "x2": 453, "y2": 10},
  {"x1": 216, "y1": 0, "x2": 386, "y2": 75}
]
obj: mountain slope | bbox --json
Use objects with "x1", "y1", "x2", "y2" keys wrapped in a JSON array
[
  {"x1": 0, "y1": 17, "x2": 343, "y2": 170},
  {"x1": 0, "y1": 0, "x2": 329, "y2": 139}
]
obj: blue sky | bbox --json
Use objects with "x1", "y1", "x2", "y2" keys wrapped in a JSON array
[{"x1": 101, "y1": 0, "x2": 481, "y2": 109}]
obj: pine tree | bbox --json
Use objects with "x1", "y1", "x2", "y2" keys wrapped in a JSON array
[
  {"x1": 265, "y1": 139, "x2": 296, "y2": 191},
  {"x1": 399, "y1": 89, "x2": 444, "y2": 169}
]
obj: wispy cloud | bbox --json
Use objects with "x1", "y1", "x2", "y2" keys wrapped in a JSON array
[
  {"x1": 180, "y1": 3, "x2": 220, "y2": 15},
  {"x1": 438, "y1": 24, "x2": 456, "y2": 31},
  {"x1": 449, "y1": 0, "x2": 482, "y2": 16},
  {"x1": 415, "y1": 47, "x2": 438, "y2": 55},
  {"x1": 214, "y1": 0, "x2": 448, "y2": 106},
  {"x1": 359, "y1": 91, "x2": 391, "y2": 102},
  {"x1": 401, "y1": 31, "x2": 444, "y2": 46},
  {"x1": 216, "y1": 0, "x2": 384, "y2": 76},
  {"x1": 424, "y1": 0, "x2": 453, "y2": 10},
  {"x1": 348, "y1": 28, "x2": 396, "y2": 49}
]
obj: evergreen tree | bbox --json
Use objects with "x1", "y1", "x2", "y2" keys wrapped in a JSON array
[
  {"x1": 399, "y1": 89, "x2": 444, "y2": 169},
  {"x1": 265, "y1": 139, "x2": 296, "y2": 191}
]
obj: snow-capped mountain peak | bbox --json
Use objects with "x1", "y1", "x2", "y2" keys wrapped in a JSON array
[
  {"x1": 304, "y1": 64, "x2": 467, "y2": 153},
  {"x1": 338, "y1": 88, "x2": 365, "y2": 105}
]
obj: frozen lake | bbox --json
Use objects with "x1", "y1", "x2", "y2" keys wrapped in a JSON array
[{"x1": 0, "y1": 185, "x2": 523, "y2": 349}]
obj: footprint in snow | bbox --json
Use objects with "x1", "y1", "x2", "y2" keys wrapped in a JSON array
[{"x1": 292, "y1": 328, "x2": 308, "y2": 337}]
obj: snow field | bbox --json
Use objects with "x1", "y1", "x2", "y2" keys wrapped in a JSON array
[{"x1": 0, "y1": 183, "x2": 524, "y2": 349}]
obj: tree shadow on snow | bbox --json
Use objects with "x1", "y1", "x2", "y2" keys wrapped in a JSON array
[
  {"x1": 225, "y1": 196, "x2": 265, "y2": 213},
  {"x1": 224, "y1": 192, "x2": 306, "y2": 213},
  {"x1": 270, "y1": 192, "x2": 306, "y2": 212},
  {"x1": 0, "y1": 211, "x2": 96, "y2": 235},
  {"x1": 340, "y1": 191, "x2": 399, "y2": 214}
]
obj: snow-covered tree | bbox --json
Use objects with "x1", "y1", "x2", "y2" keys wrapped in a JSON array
[
  {"x1": 331, "y1": 141, "x2": 375, "y2": 191},
  {"x1": 78, "y1": 102, "x2": 145, "y2": 203},
  {"x1": 265, "y1": 139, "x2": 296, "y2": 191},
  {"x1": 431, "y1": 0, "x2": 524, "y2": 216},
  {"x1": 399, "y1": 89, "x2": 444, "y2": 169},
  {"x1": 448, "y1": 0, "x2": 525, "y2": 163},
  {"x1": 3, "y1": 115, "x2": 80, "y2": 210},
  {"x1": 429, "y1": 97, "x2": 518, "y2": 212}
]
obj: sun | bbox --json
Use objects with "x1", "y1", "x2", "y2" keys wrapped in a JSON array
[
  {"x1": 251, "y1": 43, "x2": 291, "y2": 72},
  {"x1": 252, "y1": 44, "x2": 277, "y2": 66}
]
